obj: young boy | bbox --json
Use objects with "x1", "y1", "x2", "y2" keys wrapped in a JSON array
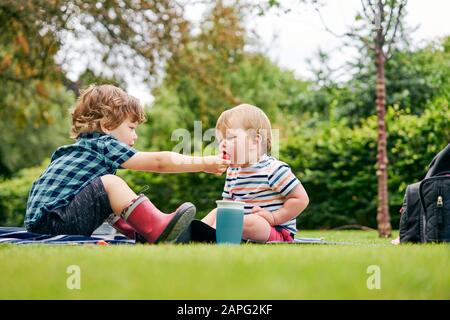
[
  {"x1": 202, "y1": 104, "x2": 309, "y2": 243},
  {"x1": 25, "y1": 84, "x2": 229, "y2": 244}
]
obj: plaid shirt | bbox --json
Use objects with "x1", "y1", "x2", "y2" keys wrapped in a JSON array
[{"x1": 25, "y1": 132, "x2": 137, "y2": 228}]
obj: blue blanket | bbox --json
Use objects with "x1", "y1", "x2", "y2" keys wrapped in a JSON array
[
  {"x1": 0, "y1": 227, "x2": 133, "y2": 245},
  {"x1": 0, "y1": 226, "x2": 346, "y2": 245}
]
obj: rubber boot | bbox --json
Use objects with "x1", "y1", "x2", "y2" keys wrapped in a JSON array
[
  {"x1": 123, "y1": 195, "x2": 196, "y2": 244},
  {"x1": 106, "y1": 214, "x2": 137, "y2": 239}
]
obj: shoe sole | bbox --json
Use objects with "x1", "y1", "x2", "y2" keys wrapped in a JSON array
[{"x1": 155, "y1": 203, "x2": 196, "y2": 244}]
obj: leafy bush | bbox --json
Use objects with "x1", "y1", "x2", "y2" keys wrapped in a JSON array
[
  {"x1": 283, "y1": 98, "x2": 450, "y2": 229},
  {"x1": 0, "y1": 160, "x2": 49, "y2": 226},
  {"x1": 0, "y1": 82, "x2": 73, "y2": 177}
]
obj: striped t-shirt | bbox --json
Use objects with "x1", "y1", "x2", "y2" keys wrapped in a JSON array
[{"x1": 221, "y1": 154, "x2": 301, "y2": 234}]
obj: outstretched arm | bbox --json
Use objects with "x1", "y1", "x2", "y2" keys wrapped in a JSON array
[{"x1": 121, "y1": 151, "x2": 230, "y2": 174}]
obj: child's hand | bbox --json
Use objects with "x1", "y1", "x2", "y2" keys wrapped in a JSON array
[
  {"x1": 252, "y1": 206, "x2": 276, "y2": 226},
  {"x1": 202, "y1": 155, "x2": 230, "y2": 175}
]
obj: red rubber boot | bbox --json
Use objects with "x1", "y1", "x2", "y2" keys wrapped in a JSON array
[
  {"x1": 106, "y1": 214, "x2": 137, "y2": 239},
  {"x1": 123, "y1": 195, "x2": 196, "y2": 244}
]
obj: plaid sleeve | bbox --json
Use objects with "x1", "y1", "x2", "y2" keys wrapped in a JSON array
[
  {"x1": 221, "y1": 168, "x2": 233, "y2": 200},
  {"x1": 268, "y1": 162, "x2": 300, "y2": 197},
  {"x1": 102, "y1": 137, "x2": 137, "y2": 170}
]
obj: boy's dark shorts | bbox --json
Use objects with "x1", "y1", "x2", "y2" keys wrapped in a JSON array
[{"x1": 29, "y1": 177, "x2": 113, "y2": 236}]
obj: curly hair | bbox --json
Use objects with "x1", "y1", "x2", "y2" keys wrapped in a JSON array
[{"x1": 70, "y1": 84, "x2": 146, "y2": 139}]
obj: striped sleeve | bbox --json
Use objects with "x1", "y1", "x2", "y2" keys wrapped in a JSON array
[
  {"x1": 268, "y1": 162, "x2": 300, "y2": 197},
  {"x1": 221, "y1": 168, "x2": 233, "y2": 200}
]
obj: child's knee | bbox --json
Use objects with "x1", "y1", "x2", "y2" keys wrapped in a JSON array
[
  {"x1": 244, "y1": 214, "x2": 260, "y2": 224},
  {"x1": 243, "y1": 214, "x2": 261, "y2": 230},
  {"x1": 243, "y1": 215, "x2": 271, "y2": 241},
  {"x1": 100, "y1": 174, "x2": 127, "y2": 192},
  {"x1": 201, "y1": 209, "x2": 217, "y2": 226}
]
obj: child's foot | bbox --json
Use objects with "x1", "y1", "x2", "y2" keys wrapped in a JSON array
[
  {"x1": 391, "y1": 236, "x2": 400, "y2": 245},
  {"x1": 123, "y1": 195, "x2": 196, "y2": 244},
  {"x1": 155, "y1": 203, "x2": 196, "y2": 243}
]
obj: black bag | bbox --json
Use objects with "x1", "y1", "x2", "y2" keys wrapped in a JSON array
[{"x1": 399, "y1": 143, "x2": 450, "y2": 243}]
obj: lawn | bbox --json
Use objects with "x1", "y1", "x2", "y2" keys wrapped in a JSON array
[{"x1": 0, "y1": 230, "x2": 449, "y2": 300}]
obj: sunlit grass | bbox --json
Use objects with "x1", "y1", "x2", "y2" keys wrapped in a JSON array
[{"x1": 0, "y1": 230, "x2": 448, "y2": 299}]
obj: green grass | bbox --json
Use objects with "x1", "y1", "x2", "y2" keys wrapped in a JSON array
[{"x1": 0, "y1": 230, "x2": 449, "y2": 299}]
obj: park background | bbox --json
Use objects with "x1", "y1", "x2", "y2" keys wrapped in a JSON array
[{"x1": 1, "y1": 0, "x2": 449, "y2": 234}]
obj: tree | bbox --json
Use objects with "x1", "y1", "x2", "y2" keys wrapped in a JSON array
[
  {"x1": 164, "y1": 1, "x2": 246, "y2": 128},
  {"x1": 148, "y1": 1, "x2": 310, "y2": 150},
  {"x1": 328, "y1": 36, "x2": 450, "y2": 121},
  {"x1": 316, "y1": 0, "x2": 408, "y2": 237},
  {"x1": 363, "y1": 0, "x2": 407, "y2": 238},
  {"x1": 0, "y1": 0, "x2": 189, "y2": 175},
  {"x1": 0, "y1": 0, "x2": 188, "y2": 86},
  {"x1": 0, "y1": 0, "x2": 190, "y2": 106}
]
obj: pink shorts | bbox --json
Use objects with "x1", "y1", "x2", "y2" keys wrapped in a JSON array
[{"x1": 267, "y1": 227, "x2": 294, "y2": 242}]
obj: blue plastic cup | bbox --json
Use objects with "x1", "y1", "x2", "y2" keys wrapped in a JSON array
[{"x1": 216, "y1": 200, "x2": 245, "y2": 245}]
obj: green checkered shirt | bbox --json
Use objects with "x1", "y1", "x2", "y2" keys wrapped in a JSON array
[{"x1": 25, "y1": 132, "x2": 136, "y2": 228}]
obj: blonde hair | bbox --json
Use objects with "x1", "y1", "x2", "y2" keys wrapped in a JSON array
[
  {"x1": 216, "y1": 104, "x2": 272, "y2": 153},
  {"x1": 70, "y1": 84, "x2": 146, "y2": 139}
]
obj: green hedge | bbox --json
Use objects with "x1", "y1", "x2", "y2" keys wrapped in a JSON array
[
  {"x1": 283, "y1": 98, "x2": 450, "y2": 229},
  {"x1": 0, "y1": 161, "x2": 49, "y2": 226},
  {"x1": 1, "y1": 99, "x2": 448, "y2": 229}
]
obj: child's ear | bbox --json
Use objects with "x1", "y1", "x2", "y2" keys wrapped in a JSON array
[{"x1": 100, "y1": 119, "x2": 111, "y2": 134}]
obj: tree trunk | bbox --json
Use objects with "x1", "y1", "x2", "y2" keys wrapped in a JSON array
[{"x1": 375, "y1": 46, "x2": 392, "y2": 238}]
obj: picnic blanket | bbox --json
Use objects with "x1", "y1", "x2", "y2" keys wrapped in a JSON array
[
  {"x1": 0, "y1": 227, "x2": 133, "y2": 245},
  {"x1": 0, "y1": 220, "x2": 346, "y2": 245}
]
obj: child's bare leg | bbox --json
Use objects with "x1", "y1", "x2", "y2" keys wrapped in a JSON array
[
  {"x1": 101, "y1": 175, "x2": 137, "y2": 214},
  {"x1": 201, "y1": 209, "x2": 217, "y2": 228},
  {"x1": 242, "y1": 214, "x2": 271, "y2": 242}
]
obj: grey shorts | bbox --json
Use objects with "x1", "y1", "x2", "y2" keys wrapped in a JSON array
[{"x1": 29, "y1": 177, "x2": 113, "y2": 236}]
